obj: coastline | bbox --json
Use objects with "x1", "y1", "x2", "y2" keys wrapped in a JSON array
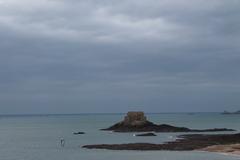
[{"x1": 199, "y1": 144, "x2": 240, "y2": 156}]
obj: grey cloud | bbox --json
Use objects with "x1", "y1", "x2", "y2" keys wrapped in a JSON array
[{"x1": 0, "y1": 0, "x2": 239, "y2": 114}]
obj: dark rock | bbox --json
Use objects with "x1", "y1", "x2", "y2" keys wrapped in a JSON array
[
  {"x1": 102, "y1": 112, "x2": 235, "y2": 132},
  {"x1": 135, "y1": 132, "x2": 157, "y2": 136},
  {"x1": 73, "y1": 132, "x2": 85, "y2": 135},
  {"x1": 82, "y1": 133, "x2": 240, "y2": 151}
]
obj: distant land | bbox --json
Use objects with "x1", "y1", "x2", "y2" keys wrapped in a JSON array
[{"x1": 222, "y1": 110, "x2": 240, "y2": 114}]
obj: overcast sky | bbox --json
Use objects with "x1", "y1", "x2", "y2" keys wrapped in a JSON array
[{"x1": 0, "y1": 0, "x2": 239, "y2": 114}]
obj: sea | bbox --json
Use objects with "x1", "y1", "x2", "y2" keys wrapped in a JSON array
[{"x1": 0, "y1": 113, "x2": 240, "y2": 160}]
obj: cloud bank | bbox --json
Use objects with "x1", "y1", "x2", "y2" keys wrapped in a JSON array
[{"x1": 0, "y1": 0, "x2": 239, "y2": 114}]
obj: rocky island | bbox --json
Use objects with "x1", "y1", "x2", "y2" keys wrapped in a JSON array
[{"x1": 101, "y1": 112, "x2": 234, "y2": 132}]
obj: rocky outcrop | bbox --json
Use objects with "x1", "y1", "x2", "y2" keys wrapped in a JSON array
[
  {"x1": 82, "y1": 133, "x2": 240, "y2": 151},
  {"x1": 73, "y1": 132, "x2": 85, "y2": 135},
  {"x1": 101, "y1": 112, "x2": 235, "y2": 132},
  {"x1": 135, "y1": 132, "x2": 157, "y2": 136}
]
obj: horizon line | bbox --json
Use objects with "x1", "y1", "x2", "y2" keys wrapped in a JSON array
[{"x1": 0, "y1": 111, "x2": 222, "y2": 116}]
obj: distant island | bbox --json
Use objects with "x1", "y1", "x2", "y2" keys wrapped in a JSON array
[
  {"x1": 101, "y1": 111, "x2": 234, "y2": 132},
  {"x1": 222, "y1": 110, "x2": 240, "y2": 114}
]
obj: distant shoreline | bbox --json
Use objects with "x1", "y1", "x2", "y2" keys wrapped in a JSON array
[{"x1": 222, "y1": 110, "x2": 240, "y2": 115}]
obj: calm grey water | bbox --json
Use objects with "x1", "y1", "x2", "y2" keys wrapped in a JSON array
[{"x1": 0, "y1": 113, "x2": 240, "y2": 160}]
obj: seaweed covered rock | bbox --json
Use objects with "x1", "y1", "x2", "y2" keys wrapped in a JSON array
[{"x1": 83, "y1": 133, "x2": 240, "y2": 151}]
